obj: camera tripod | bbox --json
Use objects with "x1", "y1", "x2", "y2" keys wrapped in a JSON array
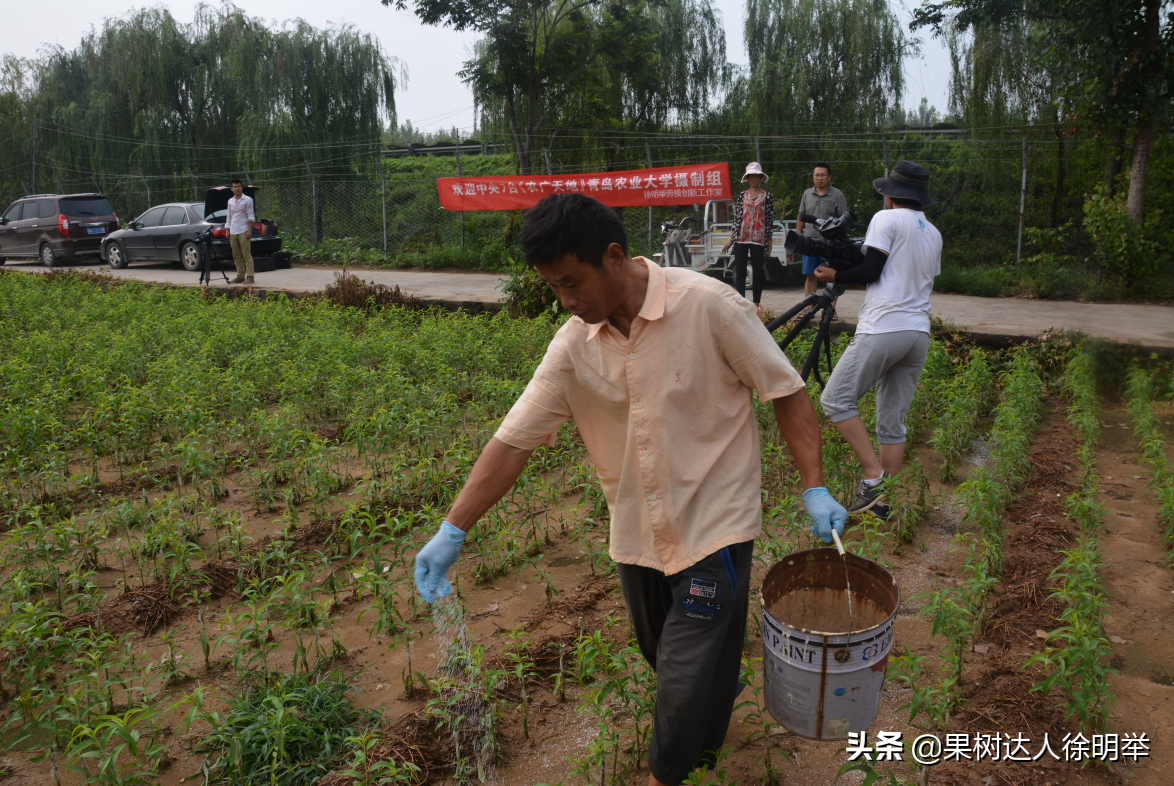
[
  {"x1": 764, "y1": 282, "x2": 846, "y2": 388},
  {"x1": 196, "y1": 229, "x2": 231, "y2": 286}
]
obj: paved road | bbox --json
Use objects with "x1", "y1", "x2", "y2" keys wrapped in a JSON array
[{"x1": 6, "y1": 259, "x2": 1173, "y2": 349}]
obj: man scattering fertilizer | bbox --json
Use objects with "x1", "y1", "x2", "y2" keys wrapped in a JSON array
[{"x1": 415, "y1": 193, "x2": 847, "y2": 786}]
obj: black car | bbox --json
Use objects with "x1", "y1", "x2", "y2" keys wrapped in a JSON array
[
  {"x1": 101, "y1": 186, "x2": 286, "y2": 271},
  {"x1": 0, "y1": 193, "x2": 120, "y2": 267}
]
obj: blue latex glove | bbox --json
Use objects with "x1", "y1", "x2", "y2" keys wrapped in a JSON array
[
  {"x1": 414, "y1": 521, "x2": 467, "y2": 603},
  {"x1": 803, "y1": 487, "x2": 849, "y2": 544}
]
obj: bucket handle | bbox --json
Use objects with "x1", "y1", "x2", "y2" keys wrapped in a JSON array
[{"x1": 831, "y1": 530, "x2": 855, "y2": 663}]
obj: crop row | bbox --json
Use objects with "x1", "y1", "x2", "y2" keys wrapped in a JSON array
[
  {"x1": 0, "y1": 273, "x2": 576, "y2": 530},
  {"x1": 1125, "y1": 366, "x2": 1174, "y2": 563},
  {"x1": 0, "y1": 274, "x2": 1070, "y2": 786},
  {"x1": 893, "y1": 350, "x2": 1044, "y2": 728},
  {"x1": 0, "y1": 274, "x2": 610, "y2": 784},
  {"x1": 756, "y1": 330, "x2": 956, "y2": 554},
  {"x1": 1026, "y1": 345, "x2": 1116, "y2": 733},
  {"x1": 929, "y1": 349, "x2": 997, "y2": 482}
]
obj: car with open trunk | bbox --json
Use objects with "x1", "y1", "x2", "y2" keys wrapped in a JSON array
[{"x1": 100, "y1": 185, "x2": 287, "y2": 271}]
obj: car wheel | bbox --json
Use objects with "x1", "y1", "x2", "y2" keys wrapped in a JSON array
[
  {"x1": 107, "y1": 242, "x2": 128, "y2": 270},
  {"x1": 41, "y1": 244, "x2": 58, "y2": 268},
  {"x1": 179, "y1": 241, "x2": 202, "y2": 272}
]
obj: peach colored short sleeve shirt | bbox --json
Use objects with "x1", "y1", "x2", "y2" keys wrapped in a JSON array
[{"x1": 495, "y1": 259, "x2": 806, "y2": 575}]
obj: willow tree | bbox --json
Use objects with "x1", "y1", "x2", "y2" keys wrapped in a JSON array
[
  {"x1": 944, "y1": 17, "x2": 1053, "y2": 124},
  {"x1": 395, "y1": 0, "x2": 729, "y2": 174},
  {"x1": 942, "y1": 17, "x2": 1076, "y2": 224},
  {"x1": 734, "y1": 0, "x2": 907, "y2": 133},
  {"x1": 913, "y1": 0, "x2": 1174, "y2": 223},
  {"x1": 0, "y1": 56, "x2": 37, "y2": 194},
  {"x1": 526, "y1": 0, "x2": 732, "y2": 171},
  {"x1": 3, "y1": 2, "x2": 402, "y2": 196},
  {"x1": 600, "y1": 0, "x2": 730, "y2": 129}
]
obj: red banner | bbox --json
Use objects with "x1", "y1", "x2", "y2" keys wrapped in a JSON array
[{"x1": 437, "y1": 162, "x2": 731, "y2": 211}]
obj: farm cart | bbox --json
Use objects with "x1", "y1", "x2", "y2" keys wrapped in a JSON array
[{"x1": 653, "y1": 199, "x2": 799, "y2": 289}]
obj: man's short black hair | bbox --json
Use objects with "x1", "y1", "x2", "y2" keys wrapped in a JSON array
[
  {"x1": 230, "y1": 178, "x2": 242, "y2": 186},
  {"x1": 523, "y1": 193, "x2": 628, "y2": 268},
  {"x1": 813, "y1": 162, "x2": 831, "y2": 175}
]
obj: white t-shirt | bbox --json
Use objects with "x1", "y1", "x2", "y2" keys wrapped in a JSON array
[{"x1": 856, "y1": 208, "x2": 942, "y2": 335}]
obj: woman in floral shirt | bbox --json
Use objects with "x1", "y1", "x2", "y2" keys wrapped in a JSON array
[{"x1": 721, "y1": 162, "x2": 777, "y2": 311}]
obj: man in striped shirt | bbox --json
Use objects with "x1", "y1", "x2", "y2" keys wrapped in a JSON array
[{"x1": 416, "y1": 194, "x2": 847, "y2": 786}]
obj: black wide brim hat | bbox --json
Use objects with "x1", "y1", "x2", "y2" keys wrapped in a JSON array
[{"x1": 873, "y1": 160, "x2": 932, "y2": 207}]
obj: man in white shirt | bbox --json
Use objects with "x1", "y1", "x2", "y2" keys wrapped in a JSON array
[
  {"x1": 225, "y1": 178, "x2": 255, "y2": 284},
  {"x1": 812, "y1": 160, "x2": 942, "y2": 519}
]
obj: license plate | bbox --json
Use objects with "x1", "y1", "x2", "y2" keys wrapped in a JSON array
[{"x1": 87, "y1": 227, "x2": 105, "y2": 235}]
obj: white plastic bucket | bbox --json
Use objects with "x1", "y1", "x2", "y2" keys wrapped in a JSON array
[{"x1": 760, "y1": 547, "x2": 900, "y2": 740}]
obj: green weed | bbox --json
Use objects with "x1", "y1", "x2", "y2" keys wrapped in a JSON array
[{"x1": 184, "y1": 671, "x2": 380, "y2": 786}]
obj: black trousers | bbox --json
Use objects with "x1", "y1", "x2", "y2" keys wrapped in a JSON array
[
  {"x1": 617, "y1": 541, "x2": 753, "y2": 785},
  {"x1": 732, "y1": 242, "x2": 765, "y2": 304}
]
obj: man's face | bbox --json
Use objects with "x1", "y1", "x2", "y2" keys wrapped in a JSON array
[
  {"x1": 231, "y1": 182, "x2": 243, "y2": 197},
  {"x1": 536, "y1": 246, "x2": 625, "y2": 324},
  {"x1": 813, "y1": 168, "x2": 830, "y2": 188}
]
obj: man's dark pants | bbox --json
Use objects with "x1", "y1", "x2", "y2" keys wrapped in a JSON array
[{"x1": 617, "y1": 540, "x2": 753, "y2": 785}]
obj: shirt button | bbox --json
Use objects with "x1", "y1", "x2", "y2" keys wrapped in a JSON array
[
  {"x1": 643, "y1": 450, "x2": 649, "y2": 456},
  {"x1": 635, "y1": 402, "x2": 643, "y2": 408},
  {"x1": 650, "y1": 494, "x2": 657, "y2": 500},
  {"x1": 629, "y1": 353, "x2": 636, "y2": 359}
]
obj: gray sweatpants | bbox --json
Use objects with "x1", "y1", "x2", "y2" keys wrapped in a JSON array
[
  {"x1": 820, "y1": 330, "x2": 930, "y2": 444},
  {"x1": 617, "y1": 541, "x2": 753, "y2": 785}
]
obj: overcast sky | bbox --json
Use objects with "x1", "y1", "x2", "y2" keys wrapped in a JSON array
[{"x1": 0, "y1": 0, "x2": 952, "y2": 134}]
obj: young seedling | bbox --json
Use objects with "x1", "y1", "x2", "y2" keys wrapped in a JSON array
[{"x1": 503, "y1": 628, "x2": 537, "y2": 739}]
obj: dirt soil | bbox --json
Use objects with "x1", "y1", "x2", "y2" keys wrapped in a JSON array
[
  {"x1": 2, "y1": 409, "x2": 1171, "y2": 786},
  {"x1": 1088, "y1": 406, "x2": 1174, "y2": 786},
  {"x1": 925, "y1": 406, "x2": 1172, "y2": 786}
]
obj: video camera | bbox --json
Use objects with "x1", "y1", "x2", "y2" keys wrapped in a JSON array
[
  {"x1": 783, "y1": 210, "x2": 867, "y2": 271},
  {"x1": 766, "y1": 209, "x2": 869, "y2": 387}
]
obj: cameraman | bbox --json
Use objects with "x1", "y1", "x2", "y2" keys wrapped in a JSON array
[{"x1": 812, "y1": 161, "x2": 941, "y2": 519}]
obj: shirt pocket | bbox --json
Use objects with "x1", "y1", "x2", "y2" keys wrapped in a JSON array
[{"x1": 569, "y1": 349, "x2": 630, "y2": 419}]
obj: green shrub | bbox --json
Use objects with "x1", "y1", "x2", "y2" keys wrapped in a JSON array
[
  {"x1": 498, "y1": 257, "x2": 563, "y2": 318},
  {"x1": 194, "y1": 671, "x2": 380, "y2": 785},
  {"x1": 1083, "y1": 187, "x2": 1174, "y2": 297},
  {"x1": 286, "y1": 233, "x2": 518, "y2": 272},
  {"x1": 935, "y1": 262, "x2": 1014, "y2": 297}
]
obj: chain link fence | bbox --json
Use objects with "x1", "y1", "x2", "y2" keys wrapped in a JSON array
[
  {"x1": 4, "y1": 133, "x2": 1161, "y2": 274},
  {"x1": 0, "y1": 168, "x2": 460, "y2": 255},
  {"x1": 0, "y1": 165, "x2": 707, "y2": 262}
]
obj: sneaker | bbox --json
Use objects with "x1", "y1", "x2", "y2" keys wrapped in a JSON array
[
  {"x1": 232, "y1": 275, "x2": 245, "y2": 284},
  {"x1": 245, "y1": 276, "x2": 255, "y2": 285},
  {"x1": 849, "y1": 471, "x2": 890, "y2": 519}
]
